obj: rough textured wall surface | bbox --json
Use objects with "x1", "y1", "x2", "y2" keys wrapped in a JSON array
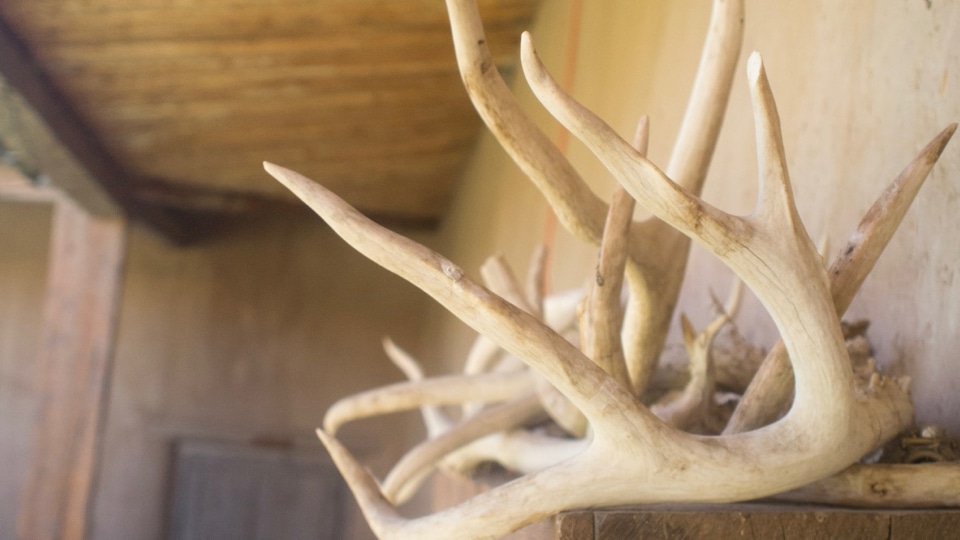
[
  {"x1": 428, "y1": 0, "x2": 960, "y2": 433},
  {"x1": 0, "y1": 210, "x2": 435, "y2": 540},
  {"x1": 89, "y1": 215, "x2": 436, "y2": 540}
]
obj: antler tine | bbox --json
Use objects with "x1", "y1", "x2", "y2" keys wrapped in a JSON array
[
  {"x1": 322, "y1": 370, "x2": 533, "y2": 435},
  {"x1": 443, "y1": 0, "x2": 606, "y2": 243},
  {"x1": 725, "y1": 122, "x2": 956, "y2": 434},
  {"x1": 522, "y1": 38, "x2": 875, "y2": 433},
  {"x1": 480, "y1": 254, "x2": 586, "y2": 435},
  {"x1": 580, "y1": 116, "x2": 647, "y2": 389},
  {"x1": 462, "y1": 335, "x2": 502, "y2": 375},
  {"x1": 383, "y1": 338, "x2": 456, "y2": 437},
  {"x1": 381, "y1": 393, "x2": 544, "y2": 505},
  {"x1": 447, "y1": 0, "x2": 743, "y2": 400},
  {"x1": 831, "y1": 122, "x2": 956, "y2": 309},
  {"x1": 314, "y1": 429, "x2": 406, "y2": 539},
  {"x1": 651, "y1": 279, "x2": 739, "y2": 432},
  {"x1": 778, "y1": 463, "x2": 960, "y2": 508},
  {"x1": 524, "y1": 243, "x2": 549, "y2": 316},
  {"x1": 480, "y1": 255, "x2": 539, "y2": 316},
  {"x1": 666, "y1": 0, "x2": 744, "y2": 192},
  {"x1": 519, "y1": 34, "x2": 738, "y2": 247},
  {"x1": 746, "y1": 53, "x2": 802, "y2": 233},
  {"x1": 264, "y1": 162, "x2": 636, "y2": 431}
]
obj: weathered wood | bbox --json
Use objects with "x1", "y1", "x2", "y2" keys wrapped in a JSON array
[
  {"x1": 553, "y1": 504, "x2": 960, "y2": 540},
  {"x1": 554, "y1": 512, "x2": 593, "y2": 540},
  {"x1": 16, "y1": 198, "x2": 127, "y2": 540},
  {"x1": 0, "y1": 166, "x2": 58, "y2": 204}
]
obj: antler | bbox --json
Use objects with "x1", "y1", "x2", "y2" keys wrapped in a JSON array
[
  {"x1": 445, "y1": 0, "x2": 744, "y2": 396},
  {"x1": 257, "y1": 1, "x2": 955, "y2": 537},
  {"x1": 263, "y1": 41, "x2": 920, "y2": 528},
  {"x1": 723, "y1": 122, "x2": 957, "y2": 434}
]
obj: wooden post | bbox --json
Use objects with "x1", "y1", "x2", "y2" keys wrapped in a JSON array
[{"x1": 16, "y1": 196, "x2": 127, "y2": 540}]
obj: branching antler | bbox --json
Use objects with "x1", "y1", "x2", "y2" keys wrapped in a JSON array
[
  {"x1": 446, "y1": 0, "x2": 744, "y2": 396},
  {"x1": 264, "y1": 42, "x2": 922, "y2": 523},
  {"x1": 258, "y1": 1, "x2": 956, "y2": 538}
]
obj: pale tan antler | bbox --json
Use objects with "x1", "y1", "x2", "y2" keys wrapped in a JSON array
[
  {"x1": 651, "y1": 279, "x2": 742, "y2": 433},
  {"x1": 256, "y1": 0, "x2": 956, "y2": 535},
  {"x1": 263, "y1": 42, "x2": 918, "y2": 529},
  {"x1": 322, "y1": 366, "x2": 532, "y2": 435},
  {"x1": 779, "y1": 463, "x2": 960, "y2": 508},
  {"x1": 724, "y1": 122, "x2": 957, "y2": 435},
  {"x1": 445, "y1": 0, "x2": 744, "y2": 396}
]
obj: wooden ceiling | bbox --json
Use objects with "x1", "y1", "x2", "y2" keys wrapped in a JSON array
[{"x1": 0, "y1": 0, "x2": 540, "y2": 238}]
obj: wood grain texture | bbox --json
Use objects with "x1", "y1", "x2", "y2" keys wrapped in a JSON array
[
  {"x1": 554, "y1": 505, "x2": 960, "y2": 540},
  {"x1": 0, "y1": 0, "x2": 540, "y2": 221},
  {"x1": 16, "y1": 199, "x2": 126, "y2": 540}
]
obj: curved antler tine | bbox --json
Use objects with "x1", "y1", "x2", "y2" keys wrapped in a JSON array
[
  {"x1": 704, "y1": 278, "x2": 743, "y2": 337},
  {"x1": 264, "y1": 162, "x2": 637, "y2": 431},
  {"x1": 655, "y1": 279, "x2": 739, "y2": 432},
  {"x1": 667, "y1": 0, "x2": 743, "y2": 191},
  {"x1": 522, "y1": 33, "x2": 872, "y2": 439},
  {"x1": 463, "y1": 335, "x2": 502, "y2": 375},
  {"x1": 579, "y1": 118, "x2": 645, "y2": 389},
  {"x1": 830, "y1": 122, "x2": 957, "y2": 309},
  {"x1": 382, "y1": 338, "x2": 456, "y2": 437},
  {"x1": 746, "y1": 53, "x2": 803, "y2": 232},
  {"x1": 543, "y1": 287, "x2": 584, "y2": 332},
  {"x1": 381, "y1": 393, "x2": 544, "y2": 504},
  {"x1": 725, "y1": 123, "x2": 957, "y2": 434},
  {"x1": 443, "y1": 0, "x2": 607, "y2": 244},
  {"x1": 323, "y1": 371, "x2": 533, "y2": 435},
  {"x1": 479, "y1": 254, "x2": 585, "y2": 434},
  {"x1": 383, "y1": 337, "x2": 424, "y2": 381},
  {"x1": 314, "y1": 429, "x2": 405, "y2": 538},
  {"x1": 480, "y1": 254, "x2": 540, "y2": 316},
  {"x1": 520, "y1": 34, "x2": 737, "y2": 249},
  {"x1": 525, "y1": 243, "x2": 549, "y2": 317}
]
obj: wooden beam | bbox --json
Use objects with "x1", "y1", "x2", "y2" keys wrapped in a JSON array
[
  {"x1": 557, "y1": 504, "x2": 960, "y2": 539},
  {"x1": 0, "y1": 15, "x2": 192, "y2": 242},
  {"x1": 16, "y1": 198, "x2": 127, "y2": 540},
  {"x1": 0, "y1": 165, "x2": 59, "y2": 204}
]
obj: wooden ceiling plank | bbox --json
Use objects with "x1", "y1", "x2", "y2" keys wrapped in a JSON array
[
  {"x1": 0, "y1": 0, "x2": 542, "y2": 226},
  {"x1": 54, "y1": 77, "x2": 470, "y2": 120},
  {"x1": 0, "y1": 1, "x2": 537, "y2": 44}
]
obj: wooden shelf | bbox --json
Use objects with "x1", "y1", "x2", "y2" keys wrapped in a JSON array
[{"x1": 555, "y1": 503, "x2": 960, "y2": 540}]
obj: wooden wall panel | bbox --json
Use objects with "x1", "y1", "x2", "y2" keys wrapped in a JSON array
[{"x1": 16, "y1": 199, "x2": 126, "y2": 540}]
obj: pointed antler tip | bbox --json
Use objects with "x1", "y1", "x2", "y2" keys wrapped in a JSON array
[
  {"x1": 519, "y1": 31, "x2": 541, "y2": 72},
  {"x1": 316, "y1": 427, "x2": 332, "y2": 443},
  {"x1": 263, "y1": 161, "x2": 300, "y2": 188},
  {"x1": 746, "y1": 51, "x2": 764, "y2": 81}
]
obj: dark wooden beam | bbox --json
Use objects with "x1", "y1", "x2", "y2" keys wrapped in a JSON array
[
  {"x1": 557, "y1": 504, "x2": 960, "y2": 539},
  {"x1": 17, "y1": 198, "x2": 127, "y2": 540},
  {"x1": 0, "y1": 15, "x2": 194, "y2": 242}
]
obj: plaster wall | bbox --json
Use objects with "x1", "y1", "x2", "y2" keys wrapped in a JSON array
[
  {"x1": 93, "y1": 215, "x2": 435, "y2": 540},
  {"x1": 428, "y1": 0, "x2": 960, "y2": 432},
  {"x1": 0, "y1": 210, "x2": 435, "y2": 539}
]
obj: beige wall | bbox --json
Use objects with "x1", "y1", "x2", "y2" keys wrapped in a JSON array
[
  {"x1": 429, "y1": 0, "x2": 960, "y2": 432},
  {"x1": 0, "y1": 208, "x2": 437, "y2": 539},
  {"x1": 93, "y1": 215, "x2": 437, "y2": 539}
]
